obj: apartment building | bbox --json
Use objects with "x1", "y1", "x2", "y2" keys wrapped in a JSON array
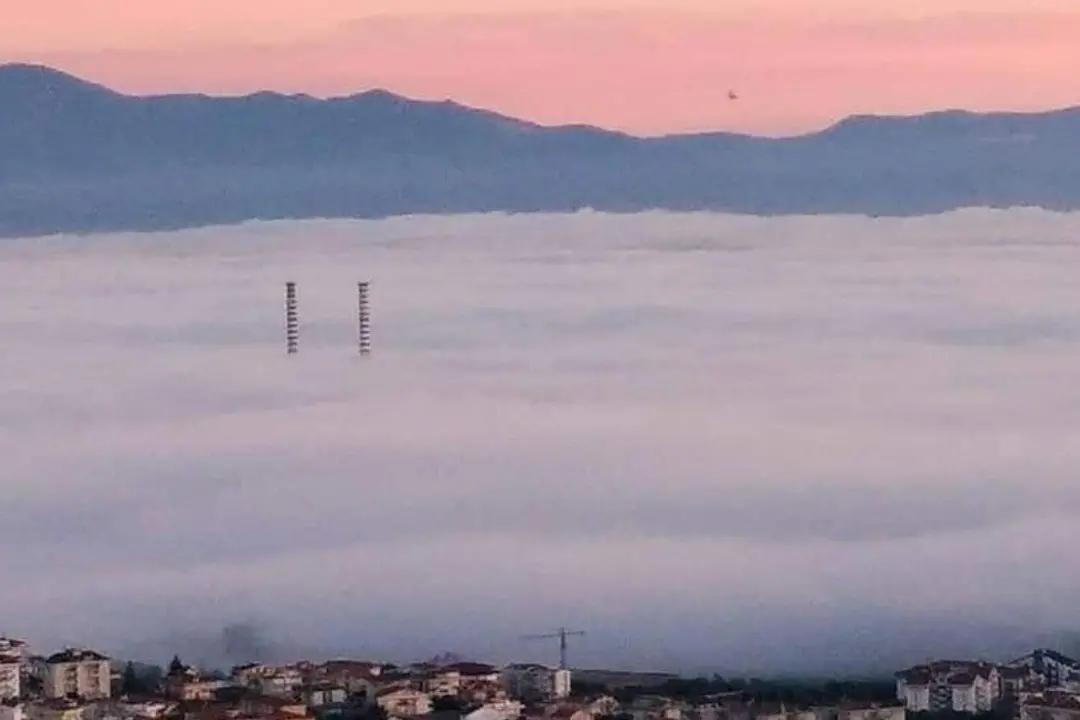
[
  {"x1": 447, "y1": 663, "x2": 500, "y2": 685},
  {"x1": 43, "y1": 649, "x2": 110, "y2": 700},
  {"x1": 423, "y1": 670, "x2": 462, "y2": 698},
  {"x1": 896, "y1": 661, "x2": 999, "y2": 714},
  {"x1": 235, "y1": 665, "x2": 304, "y2": 699},
  {"x1": 376, "y1": 688, "x2": 432, "y2": 718},
  {"x1": 308, "y1": 661, "x2": 383, "y2": 685},
  {"x1": 1008, "y1": 651, "x2": 1080, "y2": 691},
  {"x1": 502, "y1": 664, "x2": 571, "y2": 702},
  {"x1": 0, "y1": 641, "x2": 28, "y2": 663},
  {"x1": 301, "y1": 684, "x2": 349, "y2": 708},
  {"x1": 0, "y1": 654, "x2": 20, "y2": 701}
]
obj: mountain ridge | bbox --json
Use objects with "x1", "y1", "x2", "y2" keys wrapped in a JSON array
[{"x1": 2, "y1": 63, "x2": 1080, "y2": 237}]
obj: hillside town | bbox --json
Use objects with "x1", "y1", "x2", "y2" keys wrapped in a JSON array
[{"x1": 1, "y1": 637, "x2": 1079, "y2": 720}]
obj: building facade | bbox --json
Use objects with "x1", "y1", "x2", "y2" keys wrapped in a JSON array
[
  {"x1": 896, "y1": 661, "x2": 999, "y2": 714},
  {"x1": 43, "y1": 650, "x2": 110, "y2": 701},
  {"x1": 302, "y1": 684, "x2": 349, "y2": 708},
  {"x1": 0, "y1": 642, "x2": 28, "y2": 664},
  {"x1": 501, "y1": 664, "x2": 571, "y2": 702},
  {"x1": 247, "y1": 668, "x2": 303, "y2": 699},
  {"x1": 1008, "y1": 651, "x2": 1080, "y2": 691},
  {"x1": 0, "y1": 654, "x2": 20, "y2": 701},
  {"x1": 376, "y1": 689, "x2": 432, "y2": 718}
]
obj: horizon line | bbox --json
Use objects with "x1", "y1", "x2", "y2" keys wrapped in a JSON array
[{"x1": 5, "y1": 61, "x2": 1080, "y2": 142}]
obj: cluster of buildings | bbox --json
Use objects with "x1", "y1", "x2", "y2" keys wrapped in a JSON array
[
  {"x1": 10, "y1": 635, "x2": 1080, "y2": 720},
  {"x1": 0, "y1": 640, "x2": 112, "y2": 720},
  {"x1": 0, "y1": 635, "x2": 909, "y2": 720},
  {"x1": 895, "y1": 648, "x2": 1080, "y2": 719},
  {"x1": 0, "y1": 637, "x2": 583, "y2": 720}
]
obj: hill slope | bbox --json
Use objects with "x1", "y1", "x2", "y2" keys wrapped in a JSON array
[{"x1": 2, "y1": 64, "x2": 1080, "y2": 236}]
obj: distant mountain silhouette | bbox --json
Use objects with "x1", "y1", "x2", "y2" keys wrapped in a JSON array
[{"x1": 2, "y1": 63, "x2": 1080, "y2": 237}]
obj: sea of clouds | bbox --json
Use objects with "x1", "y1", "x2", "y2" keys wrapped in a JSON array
[{"x1": 3, "y1": 209, "x2": 1080, "y2": 674}]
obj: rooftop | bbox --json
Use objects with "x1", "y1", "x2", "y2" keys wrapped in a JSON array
[
  {"x1": 440, "y1": 663, "x2": 498, "y2": 677},
  {"x1": 46, "y1": 648, "x2": 109, "y2": 664},
  {"x1": 896, "y1": 660, "x2": 996, "y2": 684}
]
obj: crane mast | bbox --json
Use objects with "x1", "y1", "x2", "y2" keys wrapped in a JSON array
[{"x1": 521, "y1": 627, "x2": 585, "y2": 670}]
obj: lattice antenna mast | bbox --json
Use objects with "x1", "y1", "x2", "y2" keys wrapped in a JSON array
[
  {"x1": 285, "y1": 282, "x2": 299, "y2": 354},
  {"x1": 358, "y1": 282, "x2": 372, "y2": 356}
]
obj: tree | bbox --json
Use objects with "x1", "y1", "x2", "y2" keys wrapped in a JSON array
[
  {"x1": 144, "y1": 665, "x2": 164, "y2": 692},
  {"x1": 168, "y1": 655, "x2": 185, "y2": 675},
  {"x1": 121, "y1": 662, "x2": 140, "y2": 695},
  {"x1": 570, "y1": 680, "x2": 608, "y2": 698},
  {"x1": 120, "y1": 661, "x2": 163, "y2": 696},
  {"x1": 431, "y1": 696, "x2": 465, "y2": 713}
]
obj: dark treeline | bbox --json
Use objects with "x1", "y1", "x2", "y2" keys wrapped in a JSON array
[
  {"x1": 120, "y1": 661, "x2": 164, "y2": 695},
  {"x1": 575, "y1": 676, "x2": 898, "y2": 706},
  {"x1": 580, "y1": 677, "x2": 1016, "y2": 720}
]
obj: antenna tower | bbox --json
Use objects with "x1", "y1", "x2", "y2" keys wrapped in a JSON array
[
  {"x1": 358, "y1": 282, "x2": 372, "y2": 356},
  {"x1": 285, "y1": 282, "x2": 298, "y2": 354}
]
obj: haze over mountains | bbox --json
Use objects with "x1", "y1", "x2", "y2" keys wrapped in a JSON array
[{"x1": 2, "y1": 63, "x2": 1080, "y2": 237}]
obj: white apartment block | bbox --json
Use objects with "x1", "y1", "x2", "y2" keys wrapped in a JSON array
[
  {"x1": 423, "y1": 671, "x2": 462, "y2": 697},
  {"x1": 896, "y1": 661, "x2": 999, "y2": 714},
  {"x1": 501, "y1": 664, "x2": 571, "y2": 701},
  {"x1": 43, "y1": 649, "x2": 110, "y2": 700},
  {"x1": 1007, "y1": 650, "x2": 1080, "y2": 691},
  {"x1": 0, "y1": 641, "x2": 28, "y2": 662},
  {"x1": 256, "y1": 669, "x2": 303, "y2": 698},
  {"x1": 0, "y1": 654, "x2": 20, "y2": 701},
  {"x1": 231, "y1": 663, "x2": 270, "y2": 688},
  {"x1": 377, "y1": 689, "x2": 432, "y2": 718}
]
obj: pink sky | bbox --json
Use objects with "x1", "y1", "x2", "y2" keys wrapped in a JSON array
[{"x1": 4, "y1": 0, "x2": 1080, "y2": 135}]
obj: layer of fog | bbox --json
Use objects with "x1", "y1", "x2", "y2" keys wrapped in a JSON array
[{"x1": 3, "y1": 209, "x2": 1080, "y2": 675}]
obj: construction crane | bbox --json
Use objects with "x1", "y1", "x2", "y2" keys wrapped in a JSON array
[{"x1": 521, "y1": 627, "x2": 585, "y2": 670}]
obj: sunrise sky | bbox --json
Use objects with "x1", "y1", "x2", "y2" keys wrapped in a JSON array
[{"x1": 4, "y1": 0, "x2": 1080, "y2": 135}]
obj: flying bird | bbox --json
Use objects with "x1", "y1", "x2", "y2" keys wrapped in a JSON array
[{"x1": 728, "y1": 90, "x2": 739, "y2": 101}]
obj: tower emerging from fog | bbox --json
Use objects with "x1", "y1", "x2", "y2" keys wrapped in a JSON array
[
  {"x1": 358, "y1": 282, "x2": 372, "y2": 356},
  {"x1": 285, "y1": 282, "x2": 298, "y2": 354}
]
